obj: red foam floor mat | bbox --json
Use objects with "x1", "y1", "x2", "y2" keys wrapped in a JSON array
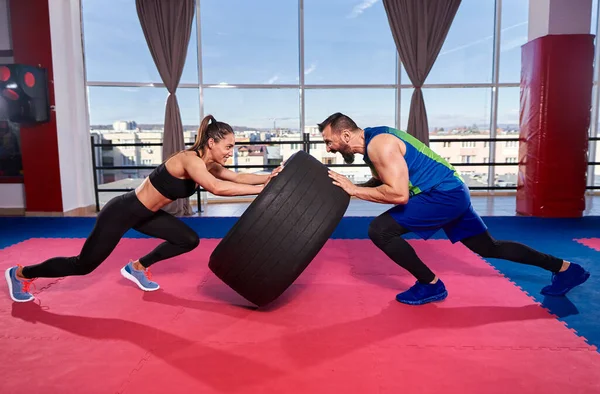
[
  {"x1": 577, "y1": 238, "x2": 600, "y2": 251},
  {"x1": 1, "y1": 238, "x2": 599, "y2": 394}
]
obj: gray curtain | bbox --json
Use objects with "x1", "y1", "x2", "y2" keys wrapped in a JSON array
[
  {"x1": 136, "y1": 0, "x2": 195, "y2": 216},
  {"x1": 383, "y1": 0, "x2": 461, "y2": 146}
]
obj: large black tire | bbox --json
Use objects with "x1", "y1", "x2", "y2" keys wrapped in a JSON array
[{"x1": 208, "y1": 150, "x2": 350, "y2": 307}]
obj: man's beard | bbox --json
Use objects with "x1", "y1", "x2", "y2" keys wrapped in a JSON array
[
  {"x1": 332, "y1": 143, "x2": 355, "y2": 164},
  {"x1": 341, "y1": 150, "x2": 355, "y2": 164}
]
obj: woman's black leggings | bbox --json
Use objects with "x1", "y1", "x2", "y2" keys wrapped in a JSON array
[
  {"x1": 22, "y1": 191, "x2": 200, "y2": 279},
  {"x1": 367, "y1": 213, "x2": 564, "y2": 283}
]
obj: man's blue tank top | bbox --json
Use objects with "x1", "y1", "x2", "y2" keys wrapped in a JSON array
[{"x1": 363, "y1": 126, "x2": 464, "y2": 196}]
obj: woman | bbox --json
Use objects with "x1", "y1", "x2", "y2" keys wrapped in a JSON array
[{"x1": 5, "y1": 115, "x2": 283, "y2": 302}]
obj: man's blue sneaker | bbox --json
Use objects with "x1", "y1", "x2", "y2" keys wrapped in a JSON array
[
  {"x1": 120, "y1": 261, "x2": 160, "y2": 292},
  {"x1": 541, "y1": 263, "x2": 590, "y2": 296},
  {"x1": 5, "y1": 266, "x2": 35, "y2": 303},
  {"x1": 396, "y1": 279, "x2": 448, "y2": 305}
]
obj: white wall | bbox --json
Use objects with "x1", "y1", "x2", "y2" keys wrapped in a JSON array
[
  {"x1": 529, "y1": 0, "x2": 593, "y2": 41},
  {"x1": 0, "y1": 184, "x2": 24, "y2": 208},
  {"x1": 528, "y1": 0, "x2": 552, "y2": 41},
  {"x1": 48, "y1": 0, "x2": 94, "y2": 212}
]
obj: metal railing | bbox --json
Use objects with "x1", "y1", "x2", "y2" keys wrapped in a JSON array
[{"x1": 90, "y1": 135, "x2": 600, "y2": 212}]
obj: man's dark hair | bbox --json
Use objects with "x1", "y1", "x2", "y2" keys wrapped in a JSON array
[{"x1": 317, "y1": 112, "x2": 359, "y2": 134}]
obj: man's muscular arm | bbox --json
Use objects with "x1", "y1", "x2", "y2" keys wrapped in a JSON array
[
  {"x1": 357, "y1": 177, "x2": 383, "y2": 188},
  {"x1": 329, "y1": 134, "x2": 410, "y2": 204}
]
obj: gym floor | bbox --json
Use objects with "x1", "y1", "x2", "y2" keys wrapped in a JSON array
[
  {"x1": 1, "y1": 196, "x2": 599, "y2": 393},
  {"x1": 195, "y1": 194, "x2": 600, "y2": 217}
]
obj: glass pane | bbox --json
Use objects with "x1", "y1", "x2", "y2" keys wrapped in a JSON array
[
  {"x1": 203, "y1": 88, "x2": 299, "y2": 130},
  {"x1": 203, "y1": 88, "x2": 298, "y2": 200},
  {"x1": 499, "y1": 0, "x2": 529, "y2": 83},
  {"x1": 593, "y1": 84, "x2": 598, "y2": 137},
  {"x1": 494, "y1": 140, "x2": 519, "y2": 187},
  {"x1": 403, "y1": 87, "x2": 493, "y2": 186},
  {"x1": 590, "y1": 137, "x2": 599, "y2": 188},
  {"x1": 400, "y1": 88, "x2": 412, "y2": 131},
  {"x1": 88, "y1": 87, "x2": 200, "y2": 128},
  {"x1": 402, "y1": 87, "x2": 493, "y2": 187},
  {"x1": 429, "y1": 137, "x2": 491, "y2": 188},
  {"x1": 305, "y1": 88, "x2": 396, "y2": 131},
  {"x1": 89, "y1": 87, "x2": 200, "y2": 204},
  {"x1": 494, "y1": 87, "x2": 520, "y2": 187},
  {"x1": 82, "y1": 0, "x2": 198, "y2": 83},
  {"x1": 305, "y1": 88, "x2": 395, "y2": 184},
  {"x1": 592, "y1": 0, "x2": 598, "y2": 35},
  {"x1": 94, "y1": 137, "x2": 200, "y2": 207},
  {"x1": 492, "y1": 164, "x2": 518, "y2": 188},
  {"x1": 0, "y1": 121, "x2": 23, "y2": 178},
  {"x1": 497, "y1": 87, "x2": 521, "y2": 132},
  {"x1": 304, "y1": 0, "x2": 396, "y2": 84},
  {"x1": 401, "y1": 87, "x2": 492, "y2": 134},
  {"x1": 403, "y1": 0, "x2": 495, "y2": 84},
  {"x1": 201, "y1": 0, "x2": 298, "y2": 84}
]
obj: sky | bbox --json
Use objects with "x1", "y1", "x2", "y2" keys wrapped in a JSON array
[{"x1": 81, "y1": 0, "x2": 598, "y2": 131}]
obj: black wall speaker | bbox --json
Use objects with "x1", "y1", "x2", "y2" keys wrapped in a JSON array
[{"x1": 0, "y1": 64, "x2": 50, "y2": 124}]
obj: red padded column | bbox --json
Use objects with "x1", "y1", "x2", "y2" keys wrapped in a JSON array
[
  {"x1": 9, "y1": 0, "x2": 63, "y2": 213},
  {"x1": 517, "y1": 34, "x2": 594, "y2": 218}
]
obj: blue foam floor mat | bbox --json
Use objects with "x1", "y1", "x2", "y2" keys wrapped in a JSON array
[{"x1": 1, "y1": 216, "x2": 598, "y2": 349}]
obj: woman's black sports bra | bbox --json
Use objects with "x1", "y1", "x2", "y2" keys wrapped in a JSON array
[{"x1": 148, "y1": 151, "x2": 199, "y2": 200}]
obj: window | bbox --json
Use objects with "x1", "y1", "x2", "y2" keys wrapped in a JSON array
[
  {"x1": 201, "y1": 0, "x2": 297, "y2": 84},
  {"x1": 594, "y1": 0, "x2": 599, "y2": 36},
  {"x1": 203, "y1": 88, "x2": 299, "y2": 131},
  {"x1": 404, "y1": 0, "x2": 495, "y2": 84},
  {"x1": 87, "y1": 87, "x2": 200, "y2": 129},
  {"x1": 203, "y1": 88, "x2": 299, "y2": 174},
  {"x1": 405, "y1": 88, "x2": 492, "y2": 135},
  {"x1": 88, "y1": 87, "x2": 200, "y2": 193},
  {"x1": 499, "y1": 0, "x2": 529, "y2": 83},
  {"x1": 0, "y1": 121, "x2": 23, "y2": 178},
  {"x1": 496, "y1": 87, "x2": 521, "y2": 174},
  {"x1": 497, "y1": 88, "x2": 520, "y2": 132},
  {"x1": 304, "y1": 0, "x2": 396, "y2": 84},
  {"x1": 306, "y1": 88, "x2": 395, "y2": 184},
  {"x1": 306, "y1": 89, "x2": 396, "y2": 131},
  {"x1": 81, "y1": 1, "x2": 198, "y2": 83},
  {"x1": 82, "y1": 0, "x2": 589, "y2": 199}
]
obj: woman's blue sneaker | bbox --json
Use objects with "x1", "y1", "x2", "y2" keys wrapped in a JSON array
[
  {"x1": 5, "y1": 266, "x2": 35, "y2": 302},
  {"x1": 120, "y1": 261, "x2": 160, "y2": 292},
  {"x1": 541, "y1": 263, "x2": 590, "y2": 296},
  {"x1": 396, "y1": 279, "x2": 448, "y2": 305}
]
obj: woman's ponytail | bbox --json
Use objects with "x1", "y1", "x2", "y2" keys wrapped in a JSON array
[{"x1": 189, "y1": 115, "x2": 217, "y2": 152}]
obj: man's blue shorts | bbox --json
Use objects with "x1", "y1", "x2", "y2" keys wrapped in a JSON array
[{"x1": 386, "y1": 183, "x2": 487, "y2": 243}]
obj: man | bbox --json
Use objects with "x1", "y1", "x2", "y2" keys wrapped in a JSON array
[{"x1": 319, "y1": 112, "x2": 590, "y2": 305}]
